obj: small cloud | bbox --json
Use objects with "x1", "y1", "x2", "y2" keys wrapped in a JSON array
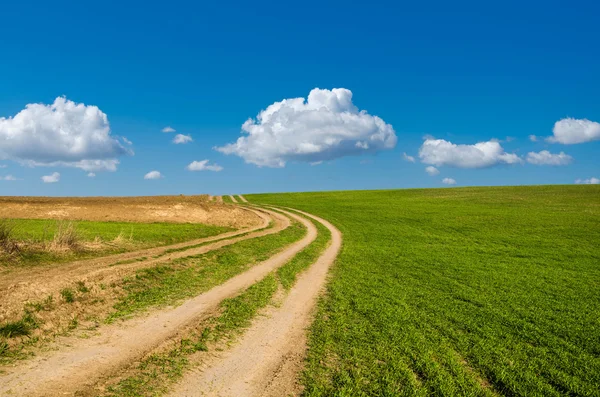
[
  {"x1": 162, "y1": 126, "x2": 176, "y2": 133},
  {"x1": 87, "y1": 172, "x2": 96, "y2": 178},
  {"x1": 419, "y1": 138, "x2": 522, "y2": 168},
  {"x1": 310, "y1": 161, "x2": 323, "y2": 166},
  {"x1": 529, "y1": 135, "x2": 538, "y2": 142},
  {"x1": 402, "y1": 153, "x2": 415, "y2": 163},
  {"x1": 41, "y1": 172, "x2": 60, "y2": 183},
  {"x1": 526, "y1": 150, "x2": 572, "y2": 166},
  {"x1": 122, "y1": 137, "x2": 133, "y2": 145},
  {"x1": 505, "y1": 136, "x2": 515, "y2": 142},
  {"x1": 442, "y1": 177, "x2": 456, "y2": 185},
  {"x1": 0, "y1": 164, "x2": 7, "y2": 168},
  {"x1": 425, "y1": 166, "x2": 440, "y2": 176},
  {"x1": 1, "y1": 175, "x2": 17, "y2": 181},
  {"x1": 186, "y1": 160, "x2": 223, "y2": 172},
  {"x1": 575, "y1": 177, "x2": 599, "y2": 185},
  {"x1": 173, "y1": 134, "x2": 193, "y2": 144},
  {"x1": 144, "y1": 170, "x2": 163, "y2": 179}
]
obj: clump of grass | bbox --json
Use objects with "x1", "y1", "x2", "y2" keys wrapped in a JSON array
[
  {"x1": 76, "y1": 281, "x2": 90, "y2": 293},
  {"x1": 0, "y1": 320, "x2": 30, "y2": 338},
  {"x1": 0, "y1": 219, "x2": 20, "y2": 255},
  {"x1": 50, "y1": 221, "x2": 80, "y2": 251},
  {"x1": 60, "y1": 288, "x2": 76, "y2": 303}
]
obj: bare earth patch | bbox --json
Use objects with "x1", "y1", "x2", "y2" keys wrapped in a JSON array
[{"x1": 0, "y1": 195, "x2": 258, "y2": 229}]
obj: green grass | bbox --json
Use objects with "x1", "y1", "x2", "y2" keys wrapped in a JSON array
[
  {"x1": 222, "y1": 195, "x2": 234, "y2": 204},
  {"x1": 0, "y1": 219, "x2": 231, "y2": 268},
  {"x1": 7, "y1": 218, "x2": 230, "y2": 244},
  {"x1": 104, "y1": 210, "x2": 334, "y2": 396},
  {"x1": 248, "y1": 185, "x2": 600, "y2": 396},
  {"x1": 107, "y1": 219, "x2": 306, "y2": 321}
]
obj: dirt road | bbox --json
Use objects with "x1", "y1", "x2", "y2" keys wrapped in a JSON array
[
  {"x1": 229, "y1": 195, "x2": 238, "y2": 203},
  {"x1": 0, "y1": 209, "x2": 317, "y2": 397},
  {"x1": 238, "y1": 195, "x2": 249, "y2": 203},
  {"x1": 168, "y1": 208, "x2": 341, "y2": 397},
  {"x1": 0, "y1": 207, "x2": 284, "y2": 323}
]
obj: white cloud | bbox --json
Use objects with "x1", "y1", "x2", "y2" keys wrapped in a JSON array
[
  {"x1": 529, "y1": 135, "x2": 538, "y2": 142},
  {"x1": 310, "y1": 161, "x2": 323, "y2": 166},
  {"x1": 122, "y1": 137, "x2": 133, "y2": 145},
  {"x1": 0, "y1": 97, "x2": 131, "y2": 172},
  {"x1": 419, "y1": 138, "x2": 522, "y2": 168},
  {"x1": 41, "y1": 172, "x2": 60, "y2": 183},
  {"x1": 144, "y1": 170, "x2": 162, "y2": 179},
  {"x1": 425, "y1": 166, "x2": 439, "y2": 176},
  {"x1": 526, "y1": 150, "x2": 573, "y2": 166},
  {"x1": 186, "y1": 160, "x2": 223, "y2": 172},
  {"x1": 162, "y1": 126, "x2": 176, "y2": 133},
  {"x1": 575, "y1": 177, "x2": 600, "y2": 185},
  {"x1": 215, "y1": 88, "x2": 397, "y2": 167},
  {"x1": 1, "y1": 175, "x2": 17, "y2": 181},
  {"x1": 87, "y1": 172, "x2": 96, "y2": 178},
  {"x1": 402, "y1": 153, "x2": 415, "y2": 163},
  {"x1": 173, "y1": 134, "x2": 193, "y2": 144},
  {"x1": 442, "y1": 177, "x2": 456, "y2": 185},
  {"x1": 548, "y1": 118, "x2": 600, "y2": 144}
]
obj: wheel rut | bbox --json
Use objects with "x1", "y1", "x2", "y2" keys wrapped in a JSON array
[
  {"x1": 0, "y1": 209, "x2": 317, "y2": 397},
  {"x1": 168, "y1": 207, "x2": 342, "y2": 397}
]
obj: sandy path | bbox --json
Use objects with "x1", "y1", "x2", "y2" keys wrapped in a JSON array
[
  {"x1": 229, "y1": 195, "x2": 238, "y2": 203},
  {"x1": 0, "y1": 208, "x2": 282, "y2": 322},
  {"x1": 168, "y1": 209, "x2": 341, "y2": 397},
  {"x1": 0, "y1": 210, "x2": 317, "y2": 397},
  {"x1": 216, "y1": 196, "x2": 223, "y2": 204},
  {"x1": 238, "y1": 195, "x2": 249, "y2": 203}
]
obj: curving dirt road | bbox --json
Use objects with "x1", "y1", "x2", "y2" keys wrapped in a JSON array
[
  {"x1": 0, "y1": 209, "x2": 318, "y2": 397},
  {"x1": 238, "y1": 195, "x2": 249, "y2": 203},
  {"x1": 0, "y1": 207, "x2": 282, "y2": 323},
  {"x1": 167, "y1": 208, "x2": 341, "y2": 397},
  {"x1": 229, "y1": 195, "x2": 238, "y2": 203}
]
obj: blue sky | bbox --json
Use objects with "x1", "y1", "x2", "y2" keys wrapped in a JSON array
[{"x1": 0, "y1": 0, "x2": 598, "y2": 196}]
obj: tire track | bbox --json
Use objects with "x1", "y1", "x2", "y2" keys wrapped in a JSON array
[
  {"x1": 238, "y1": 195, "x2": 249, "y2": 203},
  {"x1": 0, "y1": 207, "x2": 279, "y2": 322},
  {"x1": 230, "y1": 195, "x2": 238, "y2": 203},
  {"x1": 168, "y1": 208, "x2": 342, "y2": 397},
  {"x1": 0, "y1": 210, "x2": 317, "y2": 397}
]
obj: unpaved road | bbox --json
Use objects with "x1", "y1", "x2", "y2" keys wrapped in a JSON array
[
  {"x1": 0, "y1": 207, "x2": 281, "y2": 323},
  {"x1": 168, "y1": 209, "x2": 341, "y2": 397},
  {"x1": 238, "y1": 195, "x2": 249, "y2": 203},
  {"x1": 229, "y1": 195, "x2": 238, "y2": 203},
  {"x1": 0, "y1": 209, "x2": 317, "y2": 397}
]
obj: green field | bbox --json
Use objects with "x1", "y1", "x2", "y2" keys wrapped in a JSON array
[
  {"x1": 248, "y1": 186, "x2": 600, "y2": 396},
  {"x1": 0, "y1": 219, "x2": 231, "y2": 268}
]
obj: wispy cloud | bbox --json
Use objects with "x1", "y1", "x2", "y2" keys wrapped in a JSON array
[
  {"x1": 41, "y1": 172, "x2": 60, "y2": 183},
  {"x1": 186, "y1": 160, "x2": 223, "y2": 172},
  {"x1": 162, "y1": 126, "x2": 176, "y2": 133},
  {"x1": 144, "y1": 170, "x2": 162, "y2": 179},
  {"x1": 173, "y1": 134, "x2": 193, "y2": 144}
]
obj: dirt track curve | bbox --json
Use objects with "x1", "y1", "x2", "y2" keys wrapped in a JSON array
[
  {"x1": 0, "y1": 207, "x2": 282, "y2": 322},
  {"x1": 168, "y1": 208, "x2": 341, "y2": 397},
  {"x1": 238, "y1": 195, "x2": 249, "y2": 203},
  {"x1": 229, "y1": 195, "x2": 238, "y2": 203},
  {"x1": 0, "y1": 209, "x2": 317, "y2": 396}
]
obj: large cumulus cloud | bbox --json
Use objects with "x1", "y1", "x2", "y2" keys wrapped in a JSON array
[
  {"x1": 215, "y1": 88, "x2": 397, "y2": 167},
  {"x1": 419, "y1": 138, "x2": 522, "y2": 168},
  {"x1": 0, "y1": 97, "x2": 132, "y2": 171}
]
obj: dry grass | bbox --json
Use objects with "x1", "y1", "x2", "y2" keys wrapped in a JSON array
[
  {"x1": 47, "y1": 221, "x2": 80, "y2": 252},
  {"x1": 0, "y1": 219, "x2": 20, "y2": 256}
]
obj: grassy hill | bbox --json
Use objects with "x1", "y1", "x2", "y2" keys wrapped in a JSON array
[{"x1": 248, "y1": 185, "x2": 600, "y2": 396}]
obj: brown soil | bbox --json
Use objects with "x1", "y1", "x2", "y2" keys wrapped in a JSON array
[
  {"x1": 0, "y1": 208, "x2": 280, "y2": 334},
  {"x1": 0, "y1": 209, "x2": 318, "y2": 397},
  {"x1": 229, "y1": 195, "x2": 238, "y2": 203},
  {"x1": 0, "y1": 195, "x2": 257, "y2": 228},
  {"x1": 167, "y1": 208, "x2": 341, "y2": 397},
  {"x1": 238, "y1": 195, "x2": 249, "y2": 203}
]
